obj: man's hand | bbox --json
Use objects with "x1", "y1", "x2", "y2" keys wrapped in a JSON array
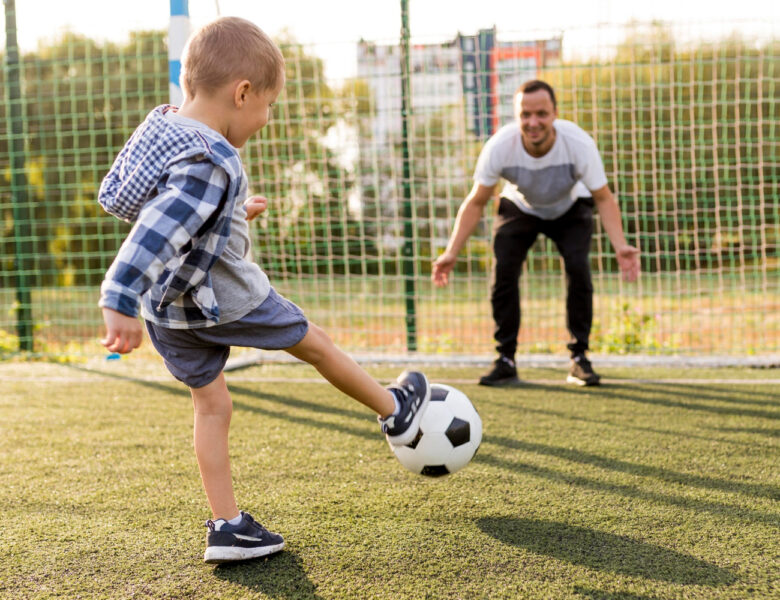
[
  {"x1": 244, "y1": 195, "x2": 269, "y2": 221},
  {"x1": 432, "y1": 251, "x2": 458, "y2": 287},
  {"x1": 616, "y1": 244, "x2": 641, "y2": 282},
  {"x1": 101, "y1": 307, "x2": 143, "y2": 354}
]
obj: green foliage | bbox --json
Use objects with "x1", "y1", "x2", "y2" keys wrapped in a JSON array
[
  {"x1": 543, "y1": 27, "x2": 778, "y2": 272},
  {"x1": 246, "y1": 34, "x2": 376, "y2": 277},
  {"x1": 1, "y1": 25, "x2": 777, "y2": 357},
  {"x1": 591, "y1": 302, "x2": 667, "y2": 355},
  {"x1": 0, "y1": 327, "x2": 17, "y2": 356},
  {"x1": 2, "y1": 29, "x2": 775, "y2": 284},
  {"x1": 0, "y1": 30, "x2": 167, "y2": 288},
  {"x1": 0, "y1": 29, "x2": 367, "y2": 288},
  {"x1": 0, "y1": 326, "x2": 90, "y2": 362}
]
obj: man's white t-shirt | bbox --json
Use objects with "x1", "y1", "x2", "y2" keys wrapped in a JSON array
[{"x1": 473, "y1": 119, "x2": 608, "y2": 220}]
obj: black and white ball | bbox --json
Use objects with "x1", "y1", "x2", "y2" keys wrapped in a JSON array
[{"x1": 392, "y1": 383, "x2": 482, "y2": 477}]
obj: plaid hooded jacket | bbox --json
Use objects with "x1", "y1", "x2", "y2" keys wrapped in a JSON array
[{"x1": 98, "y1": 105, "x2": 246, "y2": 328}]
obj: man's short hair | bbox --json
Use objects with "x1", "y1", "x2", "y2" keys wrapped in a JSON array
[
  {"x1": 515, "y1": 80, "x2": 557, "y2": 110},
  {"x1": 181, "y1": 16, "x2": 285, "y2": 99}
]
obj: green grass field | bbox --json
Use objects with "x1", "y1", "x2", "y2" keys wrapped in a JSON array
[{"x1": 1, "y1": 360, "x2": 778, "y2": 599}]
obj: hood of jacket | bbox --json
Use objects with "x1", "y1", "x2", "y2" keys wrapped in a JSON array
[{"x1": 98, "y1": 104, "x2": 225, "y2": 223}]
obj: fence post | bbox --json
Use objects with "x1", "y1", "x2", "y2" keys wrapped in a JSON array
[
  {"x1": 3, "y1": 0, "x2": 34, "y2": 351},
  {"x1": 399, "y1": 0, "x2": 417, "y2": 352}
]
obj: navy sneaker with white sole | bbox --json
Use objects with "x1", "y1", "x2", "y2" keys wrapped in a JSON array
[
  {"x1": 203, "y1": 511, "x2": 285, "y2": 564},
  {"x1": 379, "y1": 370, "x2": 431, "y2": 447}
]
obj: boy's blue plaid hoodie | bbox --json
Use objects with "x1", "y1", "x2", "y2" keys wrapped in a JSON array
[{"x1": 98, "y1": 105, "x2": 246, "y2": 328}]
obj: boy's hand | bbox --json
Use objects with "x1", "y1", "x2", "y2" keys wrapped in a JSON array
[
  {"x1": 244, "y1": 195, "x2": 269, "y2": 221},
  {"x1": 101, "y1": 307, "x2": 143, "y2": 354}
]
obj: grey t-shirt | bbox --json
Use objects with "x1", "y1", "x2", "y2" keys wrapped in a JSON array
[
  {"x1": 474, "y1": 119, "x2": 608, "y2": 220},
  {"x1": 163, "y1": 111, "x2": 270, "y2": 325}
]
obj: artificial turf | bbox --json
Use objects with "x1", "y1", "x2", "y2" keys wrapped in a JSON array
[{"x1": 1, "y1": 361, "x2": 777, "y2": 599}]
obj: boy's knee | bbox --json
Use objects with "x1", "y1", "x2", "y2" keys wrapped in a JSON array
[
  {"x1": 290, "y1": 322, "x2": 334, "y2": 364},
  {"x1": 191, "y1": 376, "x2": 232, "y2": 416},
  {"x1": 193, "y1": 396, "x2": 233, "y2": 418},
  {"x1": 307, "y1": 323, "x2": 335, "y2": 352}
]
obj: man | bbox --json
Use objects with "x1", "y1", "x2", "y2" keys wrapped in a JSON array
[{"x1": 432, "y1": 80, "x2": 639, "y2": 387}]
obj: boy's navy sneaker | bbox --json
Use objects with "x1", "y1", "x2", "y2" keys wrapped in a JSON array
[
  {"x1": 479, "y1": 356, "x2": 521, "y2": 387},
  {"x1": 379, "y1": 371, "x2": 431, "y2": 447},
  {"x1": 567, "y1": 354, "x2": 601, "y2": 386},
  {"x1": 203, "y1": 511, "x2": 285, "y2": 564}
]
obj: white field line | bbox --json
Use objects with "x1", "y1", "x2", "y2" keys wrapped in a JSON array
[
  {"x1": 226, "y1": 377, "x2": 779, "y2": 385},
  {"x1": 220, "y1": 352, "x2": 780, "y2": 370},
  {"x1": 3, "y1": 375, "x2": 779, "y2": 385}
]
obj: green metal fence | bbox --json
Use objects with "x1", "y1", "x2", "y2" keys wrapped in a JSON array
[{"x1": 1, "y1": 5, "x2": 778, "y2": 361}]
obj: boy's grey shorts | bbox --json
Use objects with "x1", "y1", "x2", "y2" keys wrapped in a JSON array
[{"x1": 145, "y1": 288, "x2": 309, "y2": 389}]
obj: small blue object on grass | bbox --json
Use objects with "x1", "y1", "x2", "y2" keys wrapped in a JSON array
[{"x1": 106, "y1": 353, "x2": 121, "y2": 361}]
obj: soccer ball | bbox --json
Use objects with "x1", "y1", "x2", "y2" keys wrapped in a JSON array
[{"x1": 391, "y1": 383, "x2": 482, "y2": 477}]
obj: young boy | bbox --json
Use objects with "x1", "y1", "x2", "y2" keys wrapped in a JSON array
[{"x1": 98, "y1": 16, "x2": 430, "y2": 564}]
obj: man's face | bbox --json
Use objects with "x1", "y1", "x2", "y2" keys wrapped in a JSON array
[{"x1": 515, "y1": 89, "x2": 557, "y2": 155}]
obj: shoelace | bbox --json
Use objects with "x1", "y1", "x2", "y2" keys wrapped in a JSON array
[
  {"x1": 240, "y1": 514, "x2": 273, "y2": 538},
  {"x1": 205, "y1": 515, "x2": 270, "y2": 538}
]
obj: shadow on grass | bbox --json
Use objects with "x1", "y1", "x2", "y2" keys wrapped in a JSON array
[
  {"x1": 212, "y1": 550, "x2": 323, "y2": 599},
  {"x1": 641, "y1": 381, "x2": 779, "y2": 405},
  {"x1": 477, "y1": 517, "x2": 737, "y2": 586},
  {"x1": 475, "y1": 451, "x2": 780, "y2": 527},
  {"x1": 64, "y1": 363, "x2": 187, "y2": 396},
  {"x1": 572, "y1": 585, "x2": 661, "y2": 599},
  {"x1": 486, "y1": 435, "x2": 780, "y2": 500},
  {"x1": 495, "y1": 401, "x2": 778, "y2": 451},
  {"x1": 712, "y1": 426, "x2": 780, "y2": 438},
  {"x1": 227, "y1": 383, "x2": 377, "y2": 442},
  {"x1": 481, "y1": 380, "x2": 585, "y2": 396},
  {"x1": 228, "y1": 383, "x2": 368, "y2": 421},
  {"x1": 62, "y1": 366, "x2": 377, "y2": 442},
  {"x1": 596, "y1": 384, "x2": 779, "y2": 421}
]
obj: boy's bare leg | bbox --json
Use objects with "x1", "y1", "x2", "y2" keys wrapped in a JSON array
[
  {"x1": 286, "y1": 323, "x2": 395, "y2": 418},
  {"x1": 190, "y1": 373, "x2": 239, "y2": 520}
]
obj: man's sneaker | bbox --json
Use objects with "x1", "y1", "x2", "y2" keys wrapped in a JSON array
[
  {"x1": 567, "y1": 354, "x2": 601, "y2": 386},
  {"x1": 379, "y1": 371, "x2": 431, "y2": 447},
  {"x1": 479, "y1": 356, "x2": 521, "y2": 387},
  {"x1": 203, "y1": 511, "x2": 285, "y2": 564}
]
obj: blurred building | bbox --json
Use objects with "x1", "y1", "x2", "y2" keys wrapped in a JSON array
[{"x1": 357, "y1": 28, "x2": 562, "y2": 145}]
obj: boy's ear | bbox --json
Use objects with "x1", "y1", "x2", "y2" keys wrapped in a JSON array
[{"x1": 233, "y1": 80, "x2": 252, "y2": 107}]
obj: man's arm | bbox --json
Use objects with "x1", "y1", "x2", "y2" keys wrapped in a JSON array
[
  {"x1": 591, "y1": 185, "x2": 640, "y2": 282},
  {"x1": 432, "y1": 182, "x2": 496, "y2": 287}
]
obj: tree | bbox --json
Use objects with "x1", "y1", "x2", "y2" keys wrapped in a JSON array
[{"x1": 0, "y1": 29, "x2": 364, "y2": 291}]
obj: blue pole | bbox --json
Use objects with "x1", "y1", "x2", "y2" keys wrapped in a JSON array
[{"x1": 169, "y1": 0, "x2": 190, "y2": 105}]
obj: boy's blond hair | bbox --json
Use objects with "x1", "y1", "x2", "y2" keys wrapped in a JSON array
[{"x1": 181, "y1": 16, "x2": 285, "y2": 99}]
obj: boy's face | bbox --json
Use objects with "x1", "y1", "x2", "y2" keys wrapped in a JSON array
[{"x1": 227, "y1": 79, "x2": 284, "y2": 148}]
